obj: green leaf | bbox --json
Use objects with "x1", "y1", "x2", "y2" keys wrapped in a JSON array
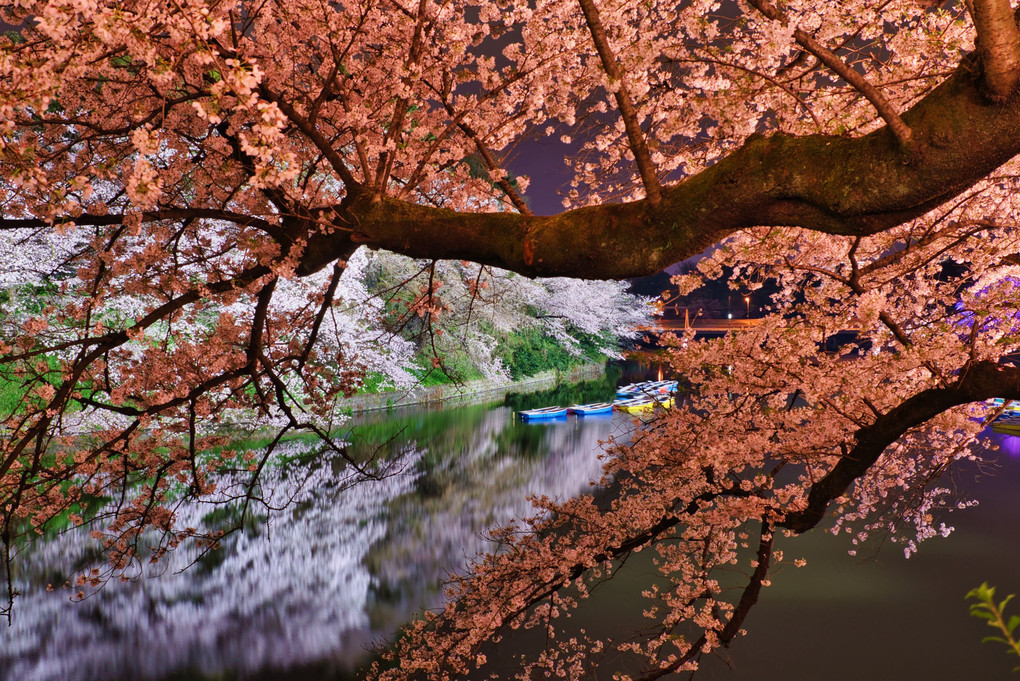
[
  {"x1": 967, "y1": 583, "x2": 994, "y2": 601},
  {"x1": 1008, "y1": 615, "x2": 1020, "y2": 636},
  {"x1": 982, "y1": 636, "x2": 1008, "y2": 645}
]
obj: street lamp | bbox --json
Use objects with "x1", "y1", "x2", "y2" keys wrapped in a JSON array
[{"x1": 744, "y1": 296, "x2": 750, "y2": 318}]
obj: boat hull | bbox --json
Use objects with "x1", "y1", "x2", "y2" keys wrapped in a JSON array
[{"x1": 992, "y1": 414, "x2": 1020, "y2": 435}]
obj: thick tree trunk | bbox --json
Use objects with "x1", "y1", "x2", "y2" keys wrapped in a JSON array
[{"x1": 970, "y1": 0, "x2": 1020, "y2": 100}]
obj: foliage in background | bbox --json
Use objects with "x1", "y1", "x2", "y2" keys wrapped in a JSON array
[{"x1": 359, "y1": 250, "x2": 650, "y2": 384}]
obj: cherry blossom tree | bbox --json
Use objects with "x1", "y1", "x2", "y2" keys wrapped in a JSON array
[
  {"x1": 352, "y1": 249, "x2": 649, "y2": 383},
  {"x1": 5, "y1": 0, "x2": 1020, "y2": 675}
]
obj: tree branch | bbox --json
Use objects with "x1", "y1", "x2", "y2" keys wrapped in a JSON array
[
  {"x1": 782, "y1": 360, "x2": 1020, "y2": 532},
  {"x1": 0, "y1": 208, "x2": 277, "y2": 235},
  {"x1": 577, "y1": 0, "x2": 662, "y2": 206},
  {"x1": 792, "y1": 28, "x2": 913, "y2": 149},
  {"x1": 440, "y1": 99, "x2": 533, "y2": 216},
  {"x1": 744, "y1": 0, "x2": 912, "y2": 149},
  {"x1": 259, "y1": 86, "x2": 362, "y2": 190},
  {"x1": 296, "y1": 52, "x2": 1020, "y2": 279}
]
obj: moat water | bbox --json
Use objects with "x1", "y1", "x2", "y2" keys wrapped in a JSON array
[{"x1": 3, "y1": 366, "x2": 1019, "y2": 681}]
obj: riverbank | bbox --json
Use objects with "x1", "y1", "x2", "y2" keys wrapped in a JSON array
[{"x1": 342, "y1": 362, "x2": 608, "y2": 414}]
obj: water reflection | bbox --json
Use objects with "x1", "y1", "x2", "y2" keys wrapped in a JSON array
[
  {"x1": 1, "y1": 402, "x2": 626, "y2": 681},
  {"x1": 9, "y1": 371, "x2": 1014, "y2": 681},
  {"x1": 997, "y1": 433, "x2": 1020, "y2": 458}
]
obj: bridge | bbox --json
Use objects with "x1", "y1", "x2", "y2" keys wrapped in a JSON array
[
  {"x1": 654, "y1": 318, "x2": 762, "y2": 333},
  {"x1": 639, "y1": 316, "x2": 860, "y2": 352}
]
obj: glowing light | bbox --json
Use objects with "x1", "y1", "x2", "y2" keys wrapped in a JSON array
[{"x1": 998, "y1": 434, "x2": 1020, "y2": 459}]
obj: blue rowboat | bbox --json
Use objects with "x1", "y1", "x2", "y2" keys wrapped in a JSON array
[
  {"x1": 567, "y1": 402, "x2": 614, "y2": 416},
  {"x1": 989, "y1": 398, "x2": 1020, "y2": 412},
  {"x1": 616, "y1": 380, "x2": 678, "y2": 399},
  {"x1": 519, "y1": 406, "x2": 568, "y2": 420},
  {"x1": 616, "y1": 383, "x2": 644, "y2": 398}
]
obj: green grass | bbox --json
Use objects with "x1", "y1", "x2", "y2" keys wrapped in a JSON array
[{"x1": 496, "y1": 327, "x2": 610, "y2": 380}]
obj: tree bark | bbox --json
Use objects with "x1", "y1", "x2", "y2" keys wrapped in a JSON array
[{"x1": 970, "y1": 0, "x2": 1020, "y2": 100}]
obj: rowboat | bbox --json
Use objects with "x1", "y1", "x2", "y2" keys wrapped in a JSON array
[
  {"x1": 567, "y1": 402, "x2": 615, "y2": 416},
  {"x1": 614, "y1": 396, "x2": 674, "y2": 413},
  {"x1": 989, "y1": 398, "x2": 1020, "y2": 412},
  {"x1": 615, "y1": 397, "x2": 654, "y2": 413},
  {"x1": 616, "y1": 380, "x2": 677, "y2": 399},
  {"x1": 616, "y1": 382, "x2": 648, "y2": 398},
  {"x1": 992, "y1": 413, "x2": 1020, "y2": 435},
  {"x1": 519, "y1": 406, "x2": 568, "y2": 420}
]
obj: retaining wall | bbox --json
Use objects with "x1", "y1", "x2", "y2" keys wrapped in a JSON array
[{"x1": 341, "y1": 362, "x2": 608, "y2": 414}]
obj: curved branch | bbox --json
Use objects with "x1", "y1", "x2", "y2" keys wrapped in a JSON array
[
  {"x1": 782, "y1": 360, "x2": 1020, "y2": 532},
  {"x1": 298, "y1": 52, "x2": 1020, "y2": 279}
]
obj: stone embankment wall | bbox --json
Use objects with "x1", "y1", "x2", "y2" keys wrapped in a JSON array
[{"x1": 341, "y1": 363, "x2": 607, "y2": 414}]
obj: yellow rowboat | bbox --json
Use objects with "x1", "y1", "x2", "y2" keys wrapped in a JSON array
[
  {"x1": 992, "y1": 413, "x2": 1020, "y2": 436},
  {"x1": 614, "y1": 396, "x2": 674, "y2": 413}
]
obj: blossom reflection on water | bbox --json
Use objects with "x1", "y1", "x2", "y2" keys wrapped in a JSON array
[{"x1": 0, "y1": 404, "x2": 623, "y2": 681}]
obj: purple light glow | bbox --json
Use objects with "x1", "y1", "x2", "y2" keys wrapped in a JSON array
[{"x1": 996, "y1": 434, "x2": 1020, "y2": 459}]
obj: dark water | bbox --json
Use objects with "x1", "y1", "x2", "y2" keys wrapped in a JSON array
[
  {"x1": 2, "y1": 371, "x2": 1019, "y2": 681},
  {"x1": 699, "y1": 447, "x2": 1020, "y2": 681}
]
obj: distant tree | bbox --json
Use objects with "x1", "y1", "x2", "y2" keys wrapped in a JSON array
[
  {"x1": 355, "y1": 250, "x2": 650, "y2": 382},
  {"x1": 4, "y1": 1, "x2": 1020, "y2": 677}
]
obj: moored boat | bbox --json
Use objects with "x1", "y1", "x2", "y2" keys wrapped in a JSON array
[
  {"x1": 616, "y1": 382, "x2": 648, "y2": 398},
  {"x1": 990, "y1": 398, "x2": 1020, "y2": 412},
  {"x1": 617, "y1": 380, "x2": 678, "y2": 399},
  {"x1": 519, "y1": 405, "x2": 568, "y2": 420},
  {"x1": 567, "y1": 402, "x2": 615, "y2": 416},
  {"x1": 614, "y1": 395, "x2": 674, "y2": 413},
  {"x1": 992, "y1": 412, "x2": 1020, "y2": 435}
]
